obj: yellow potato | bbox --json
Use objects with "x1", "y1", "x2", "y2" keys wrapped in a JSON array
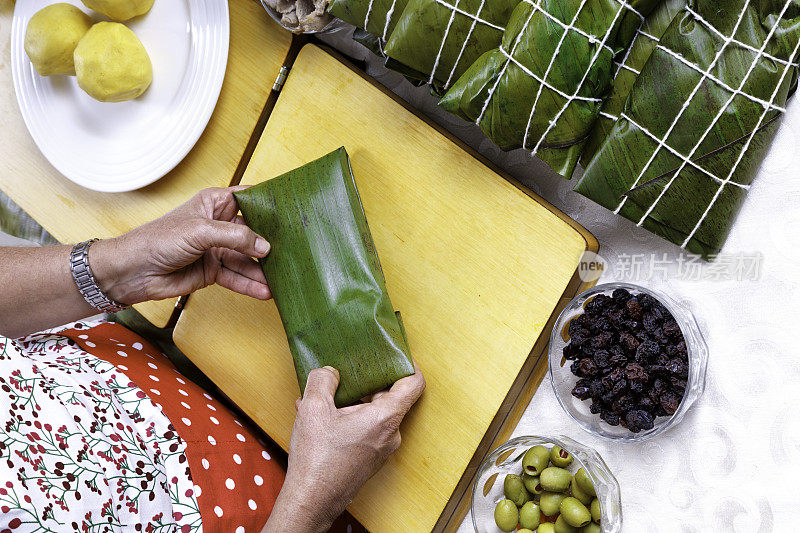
[
  {"x1": 74, "y1": 22, "x2": 153, "y2": 103},
  {"x1": 80, "y1": 0, "x2": 155, "y2": 22},
  {"x1": 24, "y1": 4, "x2": 93, "y2": 76}
]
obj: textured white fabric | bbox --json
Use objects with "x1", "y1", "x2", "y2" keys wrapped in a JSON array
[{"x1": 321, "y1": 29, "x2": 800, "y2": 532}]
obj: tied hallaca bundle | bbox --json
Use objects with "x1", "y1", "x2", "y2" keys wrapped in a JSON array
[
  {"x1": 235, "y1": 148, "x2": 415, "y2": 407},
  {"x1": 439, "y1": 0, "x2": 662, "y2": 177},
  {"x1": 382, "y1": 0, "x2": 521, "y2": 91},
  {"x1": 327, "y1": 0, "x2": 408, "y2": 41},
  {"x1": 581, "y1": 0, "x2": 688, "y2": 163},
  {"x1": 574, "y1": 0, "x2": 800, "y2": 258}
]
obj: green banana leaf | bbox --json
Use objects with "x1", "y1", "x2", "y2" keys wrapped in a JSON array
[
  {"x1": 580, "y1": 0, "x2": 688, "y2": 165},
  {"x1": 234, "y1": 147, "x2": 415, "y2": 407},
  {"x1": 328, "y1": 0, "x2": 409, "y2": 41},
  {"x1": 439, "y1": 0, "x2": 662, "y2": 178},
  {"x1": 574, "y1": 0, "x2": 800, "y2": 259},
  {"x1": 383, "y1": 0, "x2": 520, "y2": 90}
]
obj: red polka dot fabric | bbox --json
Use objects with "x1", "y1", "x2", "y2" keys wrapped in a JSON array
[{"x1": 60, "y1": 322, "x2": 365, "y2": 533}]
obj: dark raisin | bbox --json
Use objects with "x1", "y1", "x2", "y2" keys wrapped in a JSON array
[
  {"x1": 652, "y1": 378, "x2": 667, "y2": 395},
  {"x1": 666, "y1": 359, "x2": 688, "y2": 378},
  {"x1": 612, "y1": 288, "x2": 632, "y2": 303},
  {"x1": 571, "y1": 385, "x2": 591, "y2": 400},
  {"x1": 620, "y1": 331, "x2": 639, "y2": 352},
  {"x1": 570, "y1": 328, "x2": 590, "y2": 347},
  {"x1": 578, "y1": 358, "x2": 599, "y2": 376},
  {"x1": 659, "y1": 392, "x2": 681, "y2": 415},
  {"x1": 590, "y1": 402, "x2": 602, "y2": 414},
  {"x1": 642, "y1": 312, "x2": 660, "y2": 332},
  {"x1": 635, "y1": 340, "x2": 660, "y2": 362},
  {"x1": 594, "y1": 349, "x2": 612, "y2": 369},
  {"x1": 637, "y1": 396, "x2": 655, "y2": 410},
  {"x1": 669, "y1": 377, "x2": 688, "y2": 395},
  {"x1": 612, "y1": 395, "x2": 634, "y2": 414},
  {"x1": 586, "y1": 294, "x2": 613, "y2": 314},
  {"x1": 610, "y1": 378, "x2": 628, "y2": 397},
  {"x1": 625, "y1": 298, "x2": 643, "y2": 320},
  {"x1": 568, "y1": 318, "x2": 587, "y2": 337},
  {"x1": 624, "y1": 363, "x2": 649, "y2": 382},
  {"x1": 570, "y1": 360, "x2": 583, "y2": 376},
  {"x1": 639, "y1": 294, "x2": 658, "y2": 309},
  {"x1": 601, "y1": 410, "x2": 620, "y2": 426},
  {"x1": 626, "y1": 410, "x2": 654, "y2": 432},
  {"x1": 663, "y1": 320, "x2": 682, "y2": 339},
  {"x1": 609, "y1": 351, "x2": 628, "y2": 367},
  {"x1": 591, "y1": 332, "x2": 613, "y2": 349},
  {"x1": 630, "y1": 380, "x2": 645, "y2": 394}
]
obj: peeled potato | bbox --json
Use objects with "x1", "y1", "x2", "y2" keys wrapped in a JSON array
[
  {"x1": 74, "y1": 22, "x2": 152, "y2": 102},
  {"x1": 80, "y1": 0, "x2": 155, "y2": 22},
  {"x1": 24, "y1": 4, "x2": 93, "y2": 76}
]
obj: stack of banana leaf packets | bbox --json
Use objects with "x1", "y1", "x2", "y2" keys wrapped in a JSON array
[{"x1": 328, "y1": 0, "x2": 800, "y2": 258}]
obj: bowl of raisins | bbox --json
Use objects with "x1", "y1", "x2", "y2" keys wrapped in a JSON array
[{"x1": 549, "y1": 283, "x2": 708, "y2": 442}]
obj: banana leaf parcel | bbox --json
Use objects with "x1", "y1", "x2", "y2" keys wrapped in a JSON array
[
  {"x1": 574, "y1": 0, "x2": 800, "y2": 258},
  {"x1": 382, "y1": 0, "x2": 520, "y2": 91},
  {"x1": 234, "y1": 147, "x2": 415, "y2": 407},
  {"x1": 439, "y1": 0, "x2": 662, "y2": 178},
  {"x1": 580, "y1": 0, "x2": 688, "y2": 164},
  {"x1": 327, "y1": 0, "x2": 408, "y2": 41}
]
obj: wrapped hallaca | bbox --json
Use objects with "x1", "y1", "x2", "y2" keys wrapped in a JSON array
[
  {"x1": 580, "y1": 0, "x2": 688, "y2": 164},
  {"x1": 439, "y1": 0, "x2": 663, "y2": 178},
  {"x1": 327, "y1": 0, "x2": 408, "y2": 41},
  {"x1": 234, "y1": 147, "x2": 415, "y2": 407},
  {"x1": 382, "y1": 0, "x2": 520, "y2": 91},
  {"x1": 574, "y1": 0, "x2": 800, "y2": 258}
]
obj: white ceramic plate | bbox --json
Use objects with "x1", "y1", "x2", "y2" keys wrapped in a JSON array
[{"x1": 11, "y1": 1, "x2": 229, "y2": 193}]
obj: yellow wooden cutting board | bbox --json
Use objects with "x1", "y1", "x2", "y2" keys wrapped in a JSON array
[
  {"x1": 0, "y1": 0, "x2": 291, "y2": 327},
  {"x1": 173, "y1": 44, "x2": 597, "y2": 532}
]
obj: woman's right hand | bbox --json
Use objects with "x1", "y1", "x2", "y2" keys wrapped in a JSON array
[{"x1": 262, "y1": 363, "x2": 425, "y2": 533}]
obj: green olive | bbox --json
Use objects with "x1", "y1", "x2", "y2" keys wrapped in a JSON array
[
  {"x1": 493, "y1": 499, "x2": 519, "y2": 532},
  {"x1": 503, "y1": 473, "x2": 530, "y2": 507},
  {"x1": 540, "y1": 466, "x2": 572, "y2": 492},
  {"x1": 522, "y1": 445, "x2": 550, "y2": 476},
  {"x1": 538, "y1": 524, "x2": 556, "y2": 533},
  {"x1": 539, "y1": 491, "x2": 567, "y2": 516},
  {"x1": 574, "y1": 467, "x2": 596, "y2": 497},
  {"x1": 518, "y1": 501, "x2": 541, "y2": 530},
  {"x1": 584, "y1": 522, "x2": 602, "y2": 533},
  {"x1": 522, "y1": 473, "x2": 543, "y2": 495},
  {"x1": 559, "y1": 496, "x2": 592, "y2": 527},
  {"x1": 591, "y1": 498, "x2": 601, "y2": 522},
  {"x1": 518, "y1": 530, "x2": 535, "y2": 533},
  {"x1": 554, "y1": 514, "x2": 579, "y2": 533},
  {"x1": 549, "y1": 445, "x2": 574, "y2": 467},
  {"x1": 570, "y1": 476, "x2": 593, "y2": 505}
]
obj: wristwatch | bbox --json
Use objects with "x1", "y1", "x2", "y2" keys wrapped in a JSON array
[{"x1": 70, "y1": 239, "x2": 130, "y2": 313}]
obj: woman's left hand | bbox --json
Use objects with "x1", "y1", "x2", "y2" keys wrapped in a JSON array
[{"x1": 90, "y1": 187, "x2": 271, "y2": 305}]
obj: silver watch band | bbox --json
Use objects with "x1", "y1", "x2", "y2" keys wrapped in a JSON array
[{"x1": 70, "y1": 239, "x2": 130, "y2": 313}]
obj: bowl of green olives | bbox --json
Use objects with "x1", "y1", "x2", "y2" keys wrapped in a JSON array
[
  {"x1": 471, "y1": 436, "x2": 621, "y2": 533},
  {"x1": 549, "y1": 283, "x2": 708, "y2": 442}
]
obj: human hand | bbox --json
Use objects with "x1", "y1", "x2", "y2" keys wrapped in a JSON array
[
  {"x1": 262, "y1": 363, "x2": 426, "y2": 533},
  {"x1": 90, "y1": 187, "x2": 271, "y2": 305}
]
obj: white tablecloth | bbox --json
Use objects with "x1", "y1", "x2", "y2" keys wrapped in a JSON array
[{"x1": 320, "y1": 30, "x2": 800, "y2": 533}]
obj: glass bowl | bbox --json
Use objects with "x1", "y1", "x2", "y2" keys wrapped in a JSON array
[
  {"x1": 549, "y1": 282, "x2": 708, "y2": 442},
  {"x1": 261, "y1": 0, "x2": 342, "y2": 34},
  {"x1": 471, "y1": 435, "x2": 622, "y2": 533}
]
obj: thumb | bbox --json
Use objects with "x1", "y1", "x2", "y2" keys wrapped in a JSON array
[{"x1": 303, "y1": 366, "x2": 340, "y2": 403}]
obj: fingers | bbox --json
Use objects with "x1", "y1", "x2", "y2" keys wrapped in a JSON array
[
  {"x1": 302, "y1": 366, "x2": 340, "y2": 405},
  {"x1": 374, "y1": 361, "x2": 425, "y2": 418},
  {"x1": 197, "y1": 219, "x2": 270, "y2": 258},
  {"x1": 215, "y1": 267, "x2": 271, "y2": 300},
  {"x1": 220, "y1": 249, "x2": 267, "y2": 284}
]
